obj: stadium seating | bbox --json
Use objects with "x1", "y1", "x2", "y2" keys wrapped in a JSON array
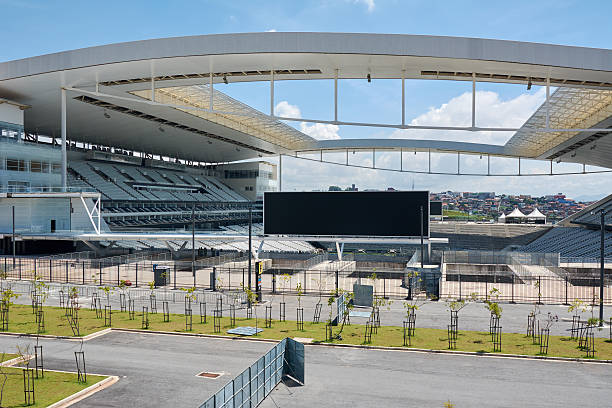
[{"x1": 521, "y1": 226, "x2": 612, "y2": 258}]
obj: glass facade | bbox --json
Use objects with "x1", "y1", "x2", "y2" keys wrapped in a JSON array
[{"x1": 0, "y1": 121, "x2": 62, "y2": 192}]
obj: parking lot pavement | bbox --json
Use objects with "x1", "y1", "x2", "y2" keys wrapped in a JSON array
[
  {"x1": 0, "y1": 331, "x2": 272, "y2": 408},
  {"x1": 261, "y1": 344, "x2": 612, "y2": 408}
]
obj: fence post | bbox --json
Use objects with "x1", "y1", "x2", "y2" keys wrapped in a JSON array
[
  {"x1": 335, "y1": 270, "x2": 339, "y2": 292},
  {"x1": 99, "y1": 263, "x2": 102, "y2": 286},
  {"x1": 303, "y1": 270, "x2": 307, "y2": 293},
  {"x1": 174, "y1": 264, "x2": 177, "y2": 290},
  {"x1": 34, "y1": 258, "x2": 36, "y2": 277},
  {"x1": 82, "y1": 261, "x2": 85, "y2": 285},
  {"x1": 511, "y1": 274, "x2": 515, "y2": 303},
  {"x1": 242, "y1": 268, "x2": 245, "y2": 288},
  {"x1": 18, "y1": 258, "x2": 21, "y2": 280},
  {"x1": 383, "y1": 274, "x2": 386, "y2": 299},
  {"x1": 117, "y1": 264, "x2": 120, "y2": 286},
  {"x1": 49, "y1": 259, "x2": 52, "y2": 281},
  {"x1": 458, "y1": 274, "x2": 462, "y2": 301},
  {"x1": 65, "y1": 261, "x2": 68, "y2": 283},
  {"x1": 564, "y1": 276, "x2": 568, "y2": 305},
  {"x1": 135, "y1": 263, "x2": 138, "y2": 288}
]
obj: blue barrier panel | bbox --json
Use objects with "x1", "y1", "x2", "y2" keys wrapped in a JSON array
[{"x1": 200, "y1": 337, "x2": 301, "y2": 408}]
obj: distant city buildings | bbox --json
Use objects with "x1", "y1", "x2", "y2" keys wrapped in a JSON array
[{"x1": 326, "y1": 185, "x2": 591, "y2": 223}]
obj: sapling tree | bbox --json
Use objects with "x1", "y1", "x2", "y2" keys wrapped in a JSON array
[
  {"x1": 100, "y1": 286, "x2": 114, "y2": 306},
  {"x1": 0, "y1": 351, "x2": 9, "y2": 407},
  {"x1": 403, "y1": 295, "x2": 427, "y2": 319},
  {"x1": 280, "y1": 273, "x2": 290, "y2": 303},
  {"x1": 335, "y1": 289, "x2": 354, "y2": 338},
  {"x1": 484, "y1": 288, "x2": 503, "y2": 324},
  {"x1": 311, "y1": 275, "x2": 324, "y2": 303},
  {"x1": 296, "y1": 282, "x2": 303, "y2": 310},
  {"x1": 241, "y1": 283, "x2": 258, "y2": 328}
]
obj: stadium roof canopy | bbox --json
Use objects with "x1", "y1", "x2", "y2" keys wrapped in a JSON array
[{"x1": 0, "y1": 32, "x2": 611, "y2": 168}]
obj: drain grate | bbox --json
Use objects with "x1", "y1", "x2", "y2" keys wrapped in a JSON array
[{"x1": 197, "y1": 371, "x2": 223, "y2": 379}]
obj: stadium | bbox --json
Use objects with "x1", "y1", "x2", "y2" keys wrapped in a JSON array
[{"x1": 0, "y1": 31, "x2": 611, "y2": 407}]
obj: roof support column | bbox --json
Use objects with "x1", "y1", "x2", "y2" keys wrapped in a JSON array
[
  {"x1": 428, "y1": 149, "x2": 431, "y2": 173},
  {"x1": 471, "y1": 73, "x2": 476, "y2": 129},
  {"x1": 457, "y1": 152, "x2": 460, "y2": 175},
  {"x1": 209, "y1": 72, "x2": 213, "y2": 110},
  {"x1": 401, "y1": 70, "x2": 406, "y2": 126},
  {"x1": 270, "y1": 69, "x2": 275, "y2": 116},
  {"x1": 400, "y1": 148, "x2": 403, "y2": 171},
  {"x1": 545, "y1": 77, "x2": 550, "y2": 129},
  {"x1": 151, "y1": 72, "x2": 155, "y2": 102},
  {"x1": 61, "y1": 87, "x2": 67, "y2": 189},
  {"x1": 334, "y1": 69, "x2": 338, "y2": 122},
  {"x1": 278, "y1": 154, "x2": 282, "y2": 192}
]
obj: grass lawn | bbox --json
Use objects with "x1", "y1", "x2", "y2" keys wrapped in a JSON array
[
  {"x1": 1, "y1": 354, "x2": 18, "y2": 363},
  {"x1": 3, "y1": 304, "x2": 612, "y2": 360},
  {"x1": 1, "y1": 367, "x2": 106, "y2": 407}
]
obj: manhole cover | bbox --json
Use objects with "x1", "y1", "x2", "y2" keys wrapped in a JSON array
[{"x1": 197, "y1": 371, "x2": 223, "y2": 379}]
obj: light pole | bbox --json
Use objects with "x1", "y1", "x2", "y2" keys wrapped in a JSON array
[
  {"x1": 12, "y1": 206, "x2": 16, "y2": 268},
  {"x1": 592, "y1": 209, "x2": 607, "y2": 326},
  {"x1": 192, "y1": 202, "x2": 196, "y2": 287},
  {"x1": 248, "y1": 203, "x2": 252, "y2": 291}
]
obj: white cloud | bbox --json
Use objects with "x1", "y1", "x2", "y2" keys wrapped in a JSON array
[
  {"x1": 275, "y1": 101, "x2": 341, "y2": 140},
  {"x1": 274, "y1": 101, "x2": 301, "y2": 119},
  {"x1": 272, "y1": 90, "x2": 611, "y2": 197},
  {"x1": 391, "y1": 88, "x2": 546, "y2": 145},
  {"x1": 352, "y1": 0, "x2": 375, "y2": 12},
  {"x1": 300, "y1": 122, "x2": 341, "y2": 140}
]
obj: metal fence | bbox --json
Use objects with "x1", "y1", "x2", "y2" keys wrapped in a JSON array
[
  {"x1": 440, "y1": 271, "x2": 612, "y2": 305},
  {"x1": 200, "y1": 337, "x2": 304, "y2": 408},
  {"x1": 1, "y1": 254, "x2": 610, "y2": 305}
]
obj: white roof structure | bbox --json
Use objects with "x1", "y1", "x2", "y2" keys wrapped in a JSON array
[
  {"x1": 0, "y1": 32, "x2": 611, "y2": 169},
  {"x1": 507, "y1": 208, "x2": 526, "y2": 218},
  {"x1": 526, "y1": 208, "x2": 546, "y2": 219}
]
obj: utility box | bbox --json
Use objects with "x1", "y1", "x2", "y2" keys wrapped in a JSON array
[{"x1": 153, "y1": 265, "x2": 170, "y2": 287}]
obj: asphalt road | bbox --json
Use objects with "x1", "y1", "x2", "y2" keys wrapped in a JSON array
[
  {"x1": 262, "y1": 345, "x2": 612, "y2": 408},
  {"x1": 1, "y1": 331, "x2": 610, "y2": 407}
]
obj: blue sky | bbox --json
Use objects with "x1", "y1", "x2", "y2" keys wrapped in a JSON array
[{"x1": 1, "y1": 0, "x2": 611, "y2": 200}]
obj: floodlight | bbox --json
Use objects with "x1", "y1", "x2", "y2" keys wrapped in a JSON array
[
  {"x1": 367, "y1": 73, "x2": 371, "y2": 83},
  {"x1": 527, "y1": 78, "x2": 532, "y2": 90}
]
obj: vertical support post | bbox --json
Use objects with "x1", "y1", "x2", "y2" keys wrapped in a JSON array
[
  {"x1": 518, "y1": 157, "x2": 521, "y2": 175},
  {"x1": 99, "y1": 263, "x2": 102, "y2": 285},
  {"x1": 401, "y1": 70, "x2": 406, "y2": 126},
  {"x1": 61, "y1": 88, "x2": 67, "y2": 189},
  {"x1": 550, "y1": 160, "x2": 553, "y2": 175},
  {"x1": 420, "y1": 206, "x2": 424, "y2": 268},
  {"x1": 12, "y1": 206, "x2": 15, "y2": 268},
  {"x1": 173, "y1": 264, "x2": 177, "y2": 290},
  {"x1": 209, "y1": 72, "x2": 213, "y2": 110},
  {"x1": 428, "y1": 149, "x2": 431, "y2": 173},
  {"x1": 600, "y1": 210, "x2": 605, "y2": 326},
  {"x1": 457, "y1": 152, "x2": 460, "y2": 175},
  {"x1": 545, "y1": 77, "x2": 550, "y2": 129},
  {"x1": 471, "y1": 73, "x2": 476, "y2": 129},
  {"x1": 151, "y1": 74, "x2": 155, "y2": 102},
  {"x1": 400, "y1": 148, "x2": 403, "y2": 171},
  {"x1": 334, "y1": 69, "x2": 338, "y2": 122},
  {"x1": 278, "y1": 154, "x2": 282, "y2": 192},
  {"x1": 135, "y1": 263, "x2": 138, "y2": 288},
  {"x1": 82, "y1": 261, "x2": 85, "y2": 285},
  {"x1": 270, "y1": 69, "x2": 274, "y2": 116},
  {"x1": 248, "y1": 204, "x2": 252, "y2": 290},
  {"x1": 192, "y1": 203, "x2": 196, "y2": 287},
  {"x1": 372, "y1": 149, "x2": 375, "y2": 169},
  {"x1": 117, "y1": 264, "x2": 120, "y2": 286}
]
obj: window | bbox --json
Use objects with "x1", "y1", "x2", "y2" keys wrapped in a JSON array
[
  {"x1": 6, "y1": 159, "x2": 26, "y2": 171},
  {"x1": 30, "y1": 161, "x2": 42, "y2": 172},
  {"x1": 51, "y1": 163, "x2": 61, "y2": 174},
  {"x1": 7, "y1": 181, "x2": 30, "y2": 192}
]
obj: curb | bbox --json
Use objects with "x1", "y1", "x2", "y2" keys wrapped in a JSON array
[
  {"x1": 2, "y1": 327, "x2": 610, "y2": 365},
  {"x1": 47, "y1": 375, "x2": 119, "y2": 408},
  {"x1": 304, "y1": 341, "x2": 612, "y2": 364},
  {"x1": 113, "y1": 328, "x2": 612, "y2": 364},
  {"x1": 0, "y1": 327, "x2": 112, "y2": 342}
]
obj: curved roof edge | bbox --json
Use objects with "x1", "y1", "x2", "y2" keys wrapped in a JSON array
[
  {"x1": 308, "y1": 138, "x2": 511, "y2": 156},
  {"x1": 2, "y1": 32, "x2": 611, "y2": 81}
]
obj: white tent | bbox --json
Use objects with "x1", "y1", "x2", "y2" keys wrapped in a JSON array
[
  {"x1": 526, "y1": 208, "x2": 546, "y2": 224},
  {"x1": 498, "y1": 213, "x2": 506, "y2": 223},
  {"x1": 506, "y1": 208, "x2": 526, "y2": 223}
]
